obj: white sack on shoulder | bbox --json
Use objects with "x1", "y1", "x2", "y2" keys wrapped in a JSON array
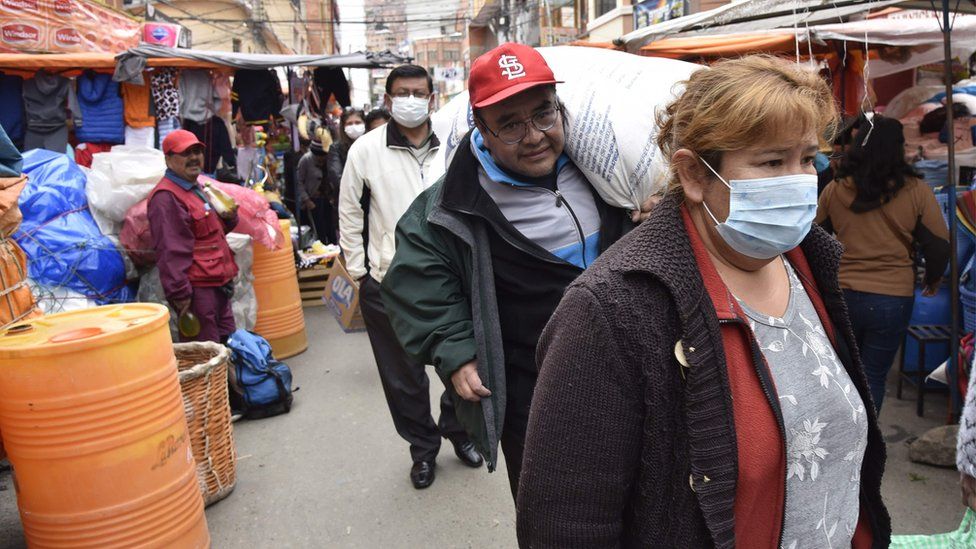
[{"x1": 431, "y1": 46, "x2": 700, "y2": 211}]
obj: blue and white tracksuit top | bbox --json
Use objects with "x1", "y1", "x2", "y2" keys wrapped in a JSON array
[{"x1": 470, "y1": 129, "x2": 600, "y2": 269}]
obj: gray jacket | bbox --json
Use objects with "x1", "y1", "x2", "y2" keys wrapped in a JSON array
[
  {"x1": 296, "y1": 150, "x2": 324, "y2": 203},
  {"x1": 179, "y1": 69, "x2": 220, "y2": 124},
  {"x1": 23, "y1": 70, "x2": 69, "y2": 132}
]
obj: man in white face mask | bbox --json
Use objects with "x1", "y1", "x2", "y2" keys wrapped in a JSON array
[{"x1": 338, "y1": 65, "x2": 482, "y2": 490}]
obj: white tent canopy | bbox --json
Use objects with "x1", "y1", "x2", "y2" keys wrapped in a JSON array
[{"x1": 618, "y1": 0, "x2": 906, "y2": 52}]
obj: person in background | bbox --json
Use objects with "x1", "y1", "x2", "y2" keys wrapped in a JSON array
[
  {"x1": 326, "y1": 108, "x2": 366, "y2": 243},
  {"x1": 517, "y1": 55, "x2": 889, "y2": 548},
  {"x1": 816, "y1": 115, "x2": 950, "y2": 412},
  {"x1": 817, "y1": 116, "x2": 858, "y2": 195},
  {"x1": 380, "y1": 43, "x2": 633, "y2": 500},
  {"x1": 296, "y1": 134, "x2": 334, "y2": 244},
  {"x1": 148, "y1": 130, "x2": 238, "y2": 344},
  {"x1": 338, "y1": 65, "x2": 480, "y2": 490},
  {"x1": 365, "y1": 109, "x2": 391, "y2": 133}
]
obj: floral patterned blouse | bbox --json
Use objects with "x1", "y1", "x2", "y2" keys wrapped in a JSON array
[{"x1": 736, "y1": 259, "x2": 868, "y2": 549}]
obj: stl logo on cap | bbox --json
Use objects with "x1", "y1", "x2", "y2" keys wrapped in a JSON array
[
  {"x1": 469, "y1": 42, "x2": 561, "y2": 108},
  {"x1": 498, "y1": 54, "x2": 526, "y2": 80}
]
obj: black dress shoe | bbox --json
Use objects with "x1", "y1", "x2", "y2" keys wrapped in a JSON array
[
  {"x1": 452, "y1": 440, "x2": 484, "y2": 468},
  {"x1": 410, "y1": 460, "x2": 436, "y2": 489}
]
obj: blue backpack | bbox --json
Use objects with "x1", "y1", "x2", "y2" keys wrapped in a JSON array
[{"x1": 226, "y1": 330, "x2": 294, "y2": 419}]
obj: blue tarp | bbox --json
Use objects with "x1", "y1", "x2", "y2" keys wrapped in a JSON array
[{"x1": 13, "y1": 149, "x2": 132, "y2": 304}]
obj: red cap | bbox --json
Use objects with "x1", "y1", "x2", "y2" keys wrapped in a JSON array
[
  {"x1": 161, "y1": 129, "x2": 205, "y2": 154},
  {"x1": 468, "y1": 43, "x2": 561, "y2": 109}
]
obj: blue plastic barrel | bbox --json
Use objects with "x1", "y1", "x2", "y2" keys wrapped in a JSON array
[{"x1": 903, "y1": 285, "x2": 951, "y2": 374}]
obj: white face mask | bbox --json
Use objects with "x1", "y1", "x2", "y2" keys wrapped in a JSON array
[
  {"x1": 344, "y1": 123, "x2": 366, "y2": 140},
  {"x1": 390, "y1": 96, "x2": 430, "y2": 129}
]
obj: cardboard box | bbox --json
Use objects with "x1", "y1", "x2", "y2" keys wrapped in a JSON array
[{"x1": 323, "y1": 258, "x2": 366, "y2": 333}]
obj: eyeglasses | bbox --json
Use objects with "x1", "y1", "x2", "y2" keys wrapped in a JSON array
[
  {"x1": 390, "y1": 91, "x2": 431, "y2": 100},
  {"x1": 173, "y1": 147, "x2": 204, "y2": 157},
  {"x1": 479, "y1": 107, "x2": 561, "y2": 145}
]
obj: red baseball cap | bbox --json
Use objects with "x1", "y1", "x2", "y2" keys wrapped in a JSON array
[
  {"x1": 162, "y1": 129, "x2": 205, "y2": 155},
  {"x1": 469, "y1": 43, "x2": 562, "y2": 109}
]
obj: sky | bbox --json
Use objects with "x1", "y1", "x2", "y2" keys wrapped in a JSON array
[
  {"x1": 338, "y1": 0, "x2": 467, "y2": 107},
  {"x1": 337, "y1": 1, "x2": 371, "y2": 107}
]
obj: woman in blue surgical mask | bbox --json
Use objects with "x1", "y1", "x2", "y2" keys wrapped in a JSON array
[{"x1": 518, "y1": 55, "x2": 889, "y2": 549}]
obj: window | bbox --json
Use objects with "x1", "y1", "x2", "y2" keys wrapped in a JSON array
[
  {"x1": 595, "y1": 0, "x2": 617, "y2": 17},
  {"x1": 416, "y1": 52, "x2": 425, "y2": 64},
  {"x1": 232, "y1": 38, "x2": 242, "y2": 52}
]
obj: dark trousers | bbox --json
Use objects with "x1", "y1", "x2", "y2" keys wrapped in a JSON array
[
  {"x1": 844, "y1": 289, "x2": 915, "y2": 412},
  {"x1": 500, "y1": 367, "x2": 535, "y2": 501},
  {"x1": 306, "y1": 197, "x2": 335, "y2": 245},
  {"x1": 182, "y1": 286, "x2": 236, "y2": 344},
  {"x1": 359, "y1": 276, "x2": 467, "y2": 463}
]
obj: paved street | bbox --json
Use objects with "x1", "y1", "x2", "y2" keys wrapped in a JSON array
[{"x1": 0, "y1": 305, "x2": 967, "y2": 548}]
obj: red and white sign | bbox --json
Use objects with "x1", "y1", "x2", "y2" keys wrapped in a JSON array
[
  {"x1": 52, "y1": 25, "x2": 78, "y2": 47},
  {"x1": 1, "y1": 22, "x2": 40, "y2": 44},
  {"x1": 1, "y1": 0, "x2": 38, "y2": 12},
  {"x1": 0, "y1": 0, "x2": 138, "y2": 53}
]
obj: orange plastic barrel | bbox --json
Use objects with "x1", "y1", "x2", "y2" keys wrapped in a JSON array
[
  {"x1": 0, "y1": 304, "x2": 210, "y2": 549},
  {"x1": 252, "y1": 219, "x2": 308, "y2": 358}
]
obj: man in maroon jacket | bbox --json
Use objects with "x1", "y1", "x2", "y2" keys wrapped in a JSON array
[{"x1": 148, "y1": 130, "x2": 239, "y2": 343}]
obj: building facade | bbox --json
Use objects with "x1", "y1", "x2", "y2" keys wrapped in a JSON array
[
  {"x1": 411, "y1": 32, "x2": 466, "y2": 105},
  {"x1": 126, "y1": 0, "x2": 339, "y2": 54}
]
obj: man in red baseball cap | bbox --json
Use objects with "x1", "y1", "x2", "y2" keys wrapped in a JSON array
[
  {"x1": 147, "y1": 129, "x2": 239, "y2": 343},
  {"x1": 380, "y1": 43, "x2": 632, "y2": 500}
]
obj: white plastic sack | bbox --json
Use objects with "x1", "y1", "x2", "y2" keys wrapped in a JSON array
[
  {"x1": 85, "y1": 146, "x2": 166, "y2": 223},
  {"x1": 431, "y1": 46, "x2": 701, "y2": 211},
  {"x1": 227, "y1": 233, "x2": 257, "y2": 331},
  {"x1": 28, "y1": 279, "x2": 98, "y2": 314}
]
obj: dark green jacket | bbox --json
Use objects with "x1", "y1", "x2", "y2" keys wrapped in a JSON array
[{"x1": 380, "y1": 133, "x2": 628, "y2": 469}]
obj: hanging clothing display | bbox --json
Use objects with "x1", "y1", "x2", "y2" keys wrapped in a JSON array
[
  {"x1": 150, "y1": 68, "x2": 181, "y2": 121},
  {"x1": 124, "y1": 126, "x2": 155, "y2": 149},
  {"x1": 121, "y1": 79, "x2": 155, "y2": 128},
  {"x1": 231, "y1": 69, "x2": 283, "y2": 125},
  {"x1": 0, "y1": 73, "x2": 24, "y2": 144},
  {"x1": 213, "y1": 72, "x2": 233, "y2": 118},
  {"x1": 75, "y1": 71, "x2": 124, "y2": 144},
  {"x1": 22, "y1": 70, "x2": 69, "y2": 152},
  {"x1": 236, "y1": 146, "x2": 260, "y2": 182},
  {"x1": 313, "y1": 67, "x2": 352, "y2": 111},
  {"x1": 157, "y1": 117, "x2": 180, "y2": 145},
  {"x1": 182, "y1": 116, "x2": 234, "y2": 173},
  {"x1": 74, "y1": 142, "x2": 113, "y2": 168},
  {"x1": 180, "y1": 69, "x2": 221, "y2": 124}
]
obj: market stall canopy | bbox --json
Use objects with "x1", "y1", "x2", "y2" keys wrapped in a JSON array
[
  {"x1": 640, "y1": 31, "x2": 805, "y2": 59},
  {"x1": 619, "y1": 0, "x2": 910, "y2": 52},
  {"x1": 0, "y1": 52, "x2": 214, "y2": 74},
  {"x1": 633, "y1": 11, "x2": 976, "y2": 77},
  {"x1": 0, "y1": 47, "x2": 410, "y2": 76},
  {"x1": 116, "y1": 45, "x2": 411, "y2": 70}
]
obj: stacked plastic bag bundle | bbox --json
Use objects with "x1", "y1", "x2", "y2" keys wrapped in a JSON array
[
  {"x1": 14, "y1": 149, "x2": 133, "y2": 306},
  {"x1": 0, "y1": 123, "x2": 40, "y2": 327}
]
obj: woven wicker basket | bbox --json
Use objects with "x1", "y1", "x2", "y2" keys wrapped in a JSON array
[{"x1": 174, "y1": 341, "x2": 237, "y2": 506}]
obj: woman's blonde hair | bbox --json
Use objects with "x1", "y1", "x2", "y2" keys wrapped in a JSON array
[{"x1": 656, "y1": 55, "x2": 838, "y2": 194}]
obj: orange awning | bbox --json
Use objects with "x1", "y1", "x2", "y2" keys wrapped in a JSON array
[
  {"x1": 639, "y1": 32, "x2": 802, "y2": 59},
  {"x1": 0, "y1": 52, "x2": 221, "y2": 76}
]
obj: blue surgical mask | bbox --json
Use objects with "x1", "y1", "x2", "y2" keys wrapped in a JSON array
[{"x1": 699, "y1": 157, "x2": 818, "y2": 260}]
